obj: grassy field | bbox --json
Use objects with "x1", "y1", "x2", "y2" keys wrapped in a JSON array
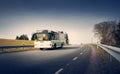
[
  {"x1": 0, "y1": 39, "x2": 34, "y2": 46},
  {"x1": 0, "y1": 39, "x2": 35, "y2": 53}
]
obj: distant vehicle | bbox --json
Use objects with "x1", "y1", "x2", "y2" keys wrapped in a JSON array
[{"x1": 32, "y1": 30, "x2": 69, "y2": 50}]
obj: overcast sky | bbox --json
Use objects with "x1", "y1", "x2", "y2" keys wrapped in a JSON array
[{"x1": 0, "y1": 0, "x2": 120, "y2": 44}]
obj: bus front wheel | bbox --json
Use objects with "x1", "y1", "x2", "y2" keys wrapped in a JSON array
[
  {"x1": 40, "y1": 48, "x2": 44, "y2": 50},
  {"x1": 60, "y1": 44, "x2": 63, "y2": 48},
  {"x1": 53, "y1": 44, "x2": 56, "y2": 49}
]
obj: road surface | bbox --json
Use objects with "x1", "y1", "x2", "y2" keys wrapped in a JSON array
[{"x1": 0, "y1": 44, "x2": 120, "y2": 74}]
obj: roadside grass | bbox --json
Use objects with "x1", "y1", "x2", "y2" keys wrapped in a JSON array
[
  {"x1": 0, "y1": 39, "x2": 34, "y2": 46},
  {"x1": 0, "y1": 39, "x2": 36, "y2": 53}
]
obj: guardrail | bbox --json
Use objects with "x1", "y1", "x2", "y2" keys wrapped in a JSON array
[
  {"x1": 99, "y1": 44, "x2": 120, "y2": 53},
  {"x1": 98, "y1": 44, "x2": 120, "y2": 62},
  {"x1": 0, "y1": 45, "x2": 34, "y2": 53},
  {"x1": 0, "y1": 45, "x2": 34, "y2": 49}
]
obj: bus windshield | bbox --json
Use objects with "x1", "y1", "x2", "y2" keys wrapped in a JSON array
[{"x1": 36, "y1": 34, "x2": 50, "y2": 41}]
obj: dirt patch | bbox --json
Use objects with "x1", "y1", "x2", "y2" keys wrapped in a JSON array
[
  {"x1": 85, "y1": 45, "x2": 101, "y2": 74},
  {"x1": 85, "y1": 44, "x2": 120, "y2": 74}
]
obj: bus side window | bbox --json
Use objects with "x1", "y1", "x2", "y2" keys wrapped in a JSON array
[
  {"x1": 50, "y1": 33, "x2": 55, "y2": 40},
  {"x1": 48, "y1": 34, "x2": 53, "y2": 40},
  {"x1": 52, "y1": 36, "x2": 55, "y2": 40}
]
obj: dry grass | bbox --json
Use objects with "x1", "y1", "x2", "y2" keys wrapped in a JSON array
[
  {"x1": 0, "y1": 39, "x2": 34, "y2": 46},
  {"x1": 0, "y1": 39, "x2": 35, "y2": 53}
]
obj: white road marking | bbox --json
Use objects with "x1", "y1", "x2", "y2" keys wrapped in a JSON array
[
  {"x1": 80, "y1": 52, "x2": 83, "y2": 55},
  {"x1": 73, "y1": 57, "x2": 78, "y2": 61},
  {"x1": 55, "y1": 68, "x2": 63, "y2": 74},
  {"x1": 66, "y1": 63, "x2": 69, "y2": 66}
]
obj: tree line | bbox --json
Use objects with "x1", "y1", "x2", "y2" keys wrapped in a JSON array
[
  {"x1": 16, "y1": 34, "x2": 29, "y2": 40},
  {"x1": 94, "y1": 21, "x2": 120, "y2": 47}
]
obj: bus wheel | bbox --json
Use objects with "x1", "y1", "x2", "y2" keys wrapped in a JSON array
[
  {"x1": 53, "y1": 44, "x2": 56, "y2": 49},
  {"x1": 60, "y1": 44, "x2": 63, "y2": 48},
  {"x1": 40, "y1": 48, "x2": 43, "y2": 50}
]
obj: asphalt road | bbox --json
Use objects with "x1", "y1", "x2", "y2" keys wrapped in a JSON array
[{"x1": 0, "y1": 44, "x2": 120, "y2": 74}]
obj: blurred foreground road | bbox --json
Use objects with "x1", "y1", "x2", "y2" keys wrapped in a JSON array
[{"x1": 0, "y1": 44, "x2": 120, "y2": 74}]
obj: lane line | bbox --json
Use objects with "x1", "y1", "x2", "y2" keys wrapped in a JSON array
[
  {"x1": 80, "y1": 52, "x2": 83, "y2": 55},
  {"x1": 66, "y1": 63, "x2": 69, "y2": 66},
  {"x1": 73, "y1": 57, "x2": 78, "y2": 61},
  {"x1": 55, "y1": 68, "x2": 63, "y2": 74}
]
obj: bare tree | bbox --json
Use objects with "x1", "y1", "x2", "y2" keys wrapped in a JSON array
[{"x1": 94, "y1": 21, "x2": 118, "y2": 46}]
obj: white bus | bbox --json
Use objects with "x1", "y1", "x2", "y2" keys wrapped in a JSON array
[{"x1": 31, "y1": 30, "x2": 69, "y2": 50}]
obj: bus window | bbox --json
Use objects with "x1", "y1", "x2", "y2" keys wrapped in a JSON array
[{"x1": 36, "y1": 34, "x2": 50, "y2": 41}]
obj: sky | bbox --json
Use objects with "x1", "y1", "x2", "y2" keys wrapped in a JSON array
[{"x1": 0, "y1": 0, "x2": 120, "y2": 44}]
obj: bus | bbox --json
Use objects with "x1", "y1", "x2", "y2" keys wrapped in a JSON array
[{"x1": 31, "y1": 30, "x2": 69, "y2": 50}]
